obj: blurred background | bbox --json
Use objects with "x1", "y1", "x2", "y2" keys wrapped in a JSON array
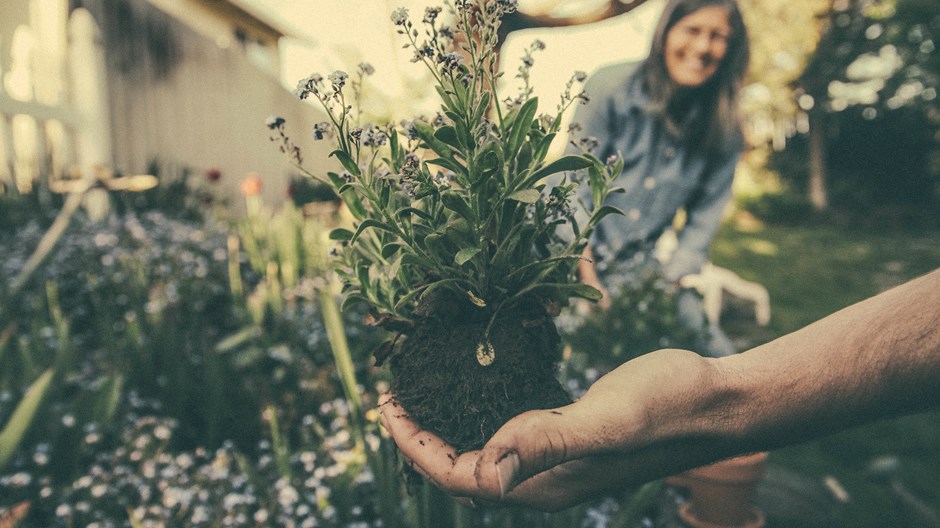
[{"x1": 0, "y1": 0, "x2": 938, "y2": 526}]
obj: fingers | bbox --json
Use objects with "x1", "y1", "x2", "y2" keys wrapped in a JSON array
[
  {"x1": 474, "y1": 404, "x2": 585, "y2": 499},
  {"x1": 379, "y1": 395, "x2": 630, "y2": 511},
  {"x1": 378, "y1": 395, "x2": 484, "y2": 497}
]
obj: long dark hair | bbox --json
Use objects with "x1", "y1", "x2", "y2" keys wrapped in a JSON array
[{"x1": 642, "y1": 0, "x2": 750, "y2": 155}]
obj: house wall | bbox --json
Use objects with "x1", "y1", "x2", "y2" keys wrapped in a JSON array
[
  {"x1": 2, "y1": 0, "x2": 333, "y2": 215},
  {"x1": 146, "y1": 0, "x2": 283, "y2": 77},
  {"x1": 82, "y1": 0, "x2": 336, "y2": 215}
]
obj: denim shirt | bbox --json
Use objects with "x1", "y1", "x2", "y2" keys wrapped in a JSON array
[{"x1": 567, "y1": 61, "x2": 741, "y2": 283}]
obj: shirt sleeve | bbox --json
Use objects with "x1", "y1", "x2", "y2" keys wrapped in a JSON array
[{"x1": 661, "y1": 146, "x2": 740, "y2": 282}]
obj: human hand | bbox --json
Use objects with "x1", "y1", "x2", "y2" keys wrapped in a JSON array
[{"x1": 379, "y1": 349, "x2": 721, "y2": 511}]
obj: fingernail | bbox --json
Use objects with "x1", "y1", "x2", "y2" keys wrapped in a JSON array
[{"x1": 495, "y1": 452, "x2": 519, "y2": 498}]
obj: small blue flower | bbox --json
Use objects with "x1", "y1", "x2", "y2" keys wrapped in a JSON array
[
  {"x1": 391, "y1": 7, "x2": 409, "y2": 26},
  {"x1": 265, "y1": 115, "x2": 285, "y2": 129},
  {"x1": 312, "y1": 122, "x2": 331, "y2": 140},
  {"x1": 423, "y1": 6, "x2": 442, "y2": 24},
  {"x1": 328, "y1": 70, "x2": 348, "y2": 90}
]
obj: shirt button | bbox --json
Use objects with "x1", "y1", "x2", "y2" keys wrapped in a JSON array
[
  {"x1": 628, "y1": 208, "x2": 641, "y2": 220},
  {"x1": 643, "y1": 177, "x2": 656, "y2": 189}
]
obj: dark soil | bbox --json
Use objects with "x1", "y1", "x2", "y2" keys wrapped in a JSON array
[{"x1": 386, "y1": 293, "x2": 572, "y2": 452}]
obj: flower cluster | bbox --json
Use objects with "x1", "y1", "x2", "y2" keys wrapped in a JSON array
[
  {"x1": 558, "y1": 70, "x2": 591, "y2": 113},
  {"x1": 268, "y1": 115, "x2": 304, "y2": 165},
  {"x1": 0, "y1": 399, "x2": 386, "y2": 527},
  {"x1": 0, "y1": 207, "x2": 381, "y2": 466},
  {"x1": 0, "y1": 211, "x2": 238, "y2": 351},
  {"x1": 313, "y1": 122, "x2": 332, "y2": 141},
  {"x1": 392, "y1": 6, "x2": 459, "y2": 72},
  {"x1": 271, "y1": 0, "x2": 621, "y2": 337},
  {"x1": 507, "y1": 39, "x2": 546, "y2": 108}
]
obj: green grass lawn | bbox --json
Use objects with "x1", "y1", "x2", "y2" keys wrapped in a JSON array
[{"x1": 709, "y1": 219, "x2": 940, "y2": 527}]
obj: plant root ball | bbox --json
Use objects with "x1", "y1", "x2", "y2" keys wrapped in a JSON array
[{"x1": 388, "y1": 296, "x2": 572, "y2": 452}]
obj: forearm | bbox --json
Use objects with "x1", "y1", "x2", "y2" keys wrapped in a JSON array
[
  {"x1": 595, "y1": 270, "x2": 940, "y2": 488},
  {"x1": 691, "y1": 268, "x2": 940, "y2": 454}
]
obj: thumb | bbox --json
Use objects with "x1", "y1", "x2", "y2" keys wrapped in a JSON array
[{"x1": 474, "y1": 402, "x2": 590, "y2": 499}]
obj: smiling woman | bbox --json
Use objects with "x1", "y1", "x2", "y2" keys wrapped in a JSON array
[
  {"x1": 569, "y1": 0, "x2": 751, "y2": 358},
  {"x1": 663, "y1": 5, "x2": 731, "y2": 87}
]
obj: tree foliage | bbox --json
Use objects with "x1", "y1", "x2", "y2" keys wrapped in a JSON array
[
  {"x1": 737, "y1": 0, "x2": 829, "y2": 146},
  {"x1": 799, "y1": 0, "x2": 938, "y2": 115},
  {"x1": 765, "y1": 0, "x2": 940, "y2": 214}
]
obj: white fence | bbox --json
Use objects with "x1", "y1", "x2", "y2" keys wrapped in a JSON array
[{"x1": 0, "y1": 0, "x2": 84, "y2": 194}]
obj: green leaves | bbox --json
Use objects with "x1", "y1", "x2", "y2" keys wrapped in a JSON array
[
  {"x1": 588, "y1": 205, "x2": 626, "y2": 229},
  {"x1": 506, "y1": 98, "x2": 539, "y2": 158},
  {"x1": 521, "y1": 282, "x2": 604, "y2": 302},
  {"x1": 330, "y1": 150, "x2": 361, "y2": 177},
  {"x1": 329, "y1": 228, "x2": 354, "y2": 241},
  {"x1": 507, "y1": 189, "x2": 541, "y2": 203},
  {"x1": 270, "y1": 7, "x2": 624, "y2": 324},
  {"x1": 350, "y1": 219, "x2": 397, "y2": 244},
  {"x1": 521, "y1": 155, "x2": 593, "y2": 190},
  {"x1": 454, "y1": 247, "x2": 481, "y2": 266},
  {"x1": 414, "y1": 122, "x2": 457, "y2": 160},
  {"x1": 440, "y1": 191, "x2": 476, "y2": 222},
  {"x1": 0, "y1": 369, "x2": 54, "y2": 471},
  {"x1": 433, "y1": 126, "x2": 460, "y2": 149}
]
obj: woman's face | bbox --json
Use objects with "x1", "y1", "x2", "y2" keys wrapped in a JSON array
[{"x1": 664, "y1": 5, "x2": 731, "y2": 88}]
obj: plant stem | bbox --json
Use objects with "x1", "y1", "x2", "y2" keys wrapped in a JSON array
[
  {"x1": 317, "y1": 286, "x2": 364, "y2": 431},
  {"x1": 7, "y1": 178, "x2": 93, "y2": 301},
  {"x1": 266, "y1": 404, "x2": 293, "y2": 479}
]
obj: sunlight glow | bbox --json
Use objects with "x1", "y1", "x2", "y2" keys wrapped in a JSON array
[{"x1": 259, "y1": 0, "x2": 664, "y2": 123}]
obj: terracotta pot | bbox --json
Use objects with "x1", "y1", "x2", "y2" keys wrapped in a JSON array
[{"x1": 665, "y1": 452, "x2": 768, "y2": 528}]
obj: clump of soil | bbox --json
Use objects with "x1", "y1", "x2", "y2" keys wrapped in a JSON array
[{"x1": 385, "y1": 292, "x2": 572, "y2": 452}]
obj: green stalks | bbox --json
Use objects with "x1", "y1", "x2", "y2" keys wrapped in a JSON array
[{"x1": 0, "y1": 369, "x2": 55, "y2": 471}]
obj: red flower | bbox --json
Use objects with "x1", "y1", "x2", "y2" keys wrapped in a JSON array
[
  {"x1": 240, "y1": 174, "x2": 263, "y2": 196},
  {"x1": 205, "y1": 168, "x2": 222, "y2": 182}
]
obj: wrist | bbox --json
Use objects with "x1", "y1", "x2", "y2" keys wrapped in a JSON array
[
  {"x1": 631, "y1": 350, "x2": 732, "y2": 444},
  {"x1": 695, "y1": 356, "x2": 753, "y2": 445},
  {"x1": 646, "y1": 352, "x2": 756, "y2": 458},
  {"x1": 604, "y1": 351, "x2": 751, "y2": 483},
  {"x1": 695, "y1": 351, "x2": 790, "y2": 456}
]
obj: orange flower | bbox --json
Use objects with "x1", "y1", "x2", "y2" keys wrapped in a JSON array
[{"x1": 240, "y1": 174, "x2": 262, "y2": 196}]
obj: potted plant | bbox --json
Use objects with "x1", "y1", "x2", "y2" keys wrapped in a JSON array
[{"x1": 268, "y1": 0, "x2": 622, "y2": 452}]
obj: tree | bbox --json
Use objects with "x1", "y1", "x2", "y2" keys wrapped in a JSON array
[
  {"x1": 794, "y1": 0, "x2": 940, "y2": 212},
  {"x1": 734, "y1": 0, "x2": 829, "y2": 203}
]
